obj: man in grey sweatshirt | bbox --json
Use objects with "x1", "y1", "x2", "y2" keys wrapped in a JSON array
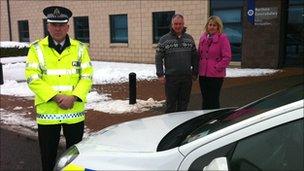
[{"x1": 155, "y1": 14, "x2": 198, "y2": 113}]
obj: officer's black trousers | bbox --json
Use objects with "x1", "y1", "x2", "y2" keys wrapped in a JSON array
[
  {"x1": 38, "y1": 121, "x2": 84, "y2": 171},
  {"x1": 165, "y1": 75, "x2": 192, "y2": 113},
  {"x1": 199, "y1": 76, "x2": 224, "y2": 110}
]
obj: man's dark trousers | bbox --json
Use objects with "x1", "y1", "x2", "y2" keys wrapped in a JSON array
[
  {"x1": 38, "y1": 121, "x2": 84, "y2": 171},
  {"x1": 165, "y1": 75, "x2": 192, "y2": 113}
]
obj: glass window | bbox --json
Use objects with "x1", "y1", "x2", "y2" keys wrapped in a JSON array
[
  {"x1": 211, "y1": 0, "x2": 243, "y2": 8},
  {"x1": 188, "y1": 119, "x2": 303, "y2": 170},
  {"x1": 110, "y1": 14, "x2": 128, "y2": 43},
  {"x1": 74, "y1": 16, "x2": 90, "y2": 43},
  {"x1": 152, "y1": 11, "x2": 175, "y2": 44},
  {"x1": 230, "y1": 119, "x2": 303, "y2": 171},
  {"x1": 284, "y1": 0, "x2": 304, "y2": 66},
  {"x1": 18, "y1": 20, "x2": 29, "y2": 42},
  {"x1": 43, "y1": 19, "x2": 48, "y2": 37},
  {"x1": 210, "y1": 0, "x2": 243, "y2": 61},
  {"x1": 289, "y1": 0, "x2": 304, "y2": 5},
  {"x1": 213, "y1": 9, "x2": 241, "y2": 23}
]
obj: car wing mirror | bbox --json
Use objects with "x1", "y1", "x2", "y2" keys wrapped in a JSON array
[{"x1": 203, "y1": 157, "x2": 228, "y2": 171}]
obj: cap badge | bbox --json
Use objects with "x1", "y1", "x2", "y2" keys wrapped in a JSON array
[{"x1": 53, "y1": 8, "x2": 61, "y2": 17}]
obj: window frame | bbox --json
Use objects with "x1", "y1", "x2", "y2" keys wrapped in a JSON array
[
  {"x1": 210, "y1": 0, "x2": 244, "y2": 61},
  {"x1": 18, "y1": 20, "x2": 30, "y2": 42},
  {"x1": 283, "y1": 0, "x2": 304, "y2": 66},
  {"x1": 109, "y1": 14, "x2": 128, "y2": 44},
  {"x1": 152, "y1": 11, "x2": 175, "y2": 44},
  {"x1": 73, "y1": 16, "x2": 90, "y2": 43}
]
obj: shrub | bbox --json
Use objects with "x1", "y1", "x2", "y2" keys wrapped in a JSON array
[{"x1": 0, "y1": 47, "x2": 29, "y2": 57}]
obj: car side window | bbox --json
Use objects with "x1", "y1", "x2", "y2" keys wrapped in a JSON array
[
  {"x1": 188, "y1": 119, "x2": 303, "y2": 171},
  {"x1": 229, "y1": 119, "x2": 303, "y2": 171}
]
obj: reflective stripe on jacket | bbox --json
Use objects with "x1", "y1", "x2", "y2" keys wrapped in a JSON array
[{"x1": 25, "y1": 36, "x2": 93, "y2": 125}]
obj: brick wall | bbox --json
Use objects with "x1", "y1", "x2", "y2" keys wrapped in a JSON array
[
  {"x1": 0, "y1": 0, "x2": 9, "y2": 41},
  {"x1": 1, "y1": 0, "x2": 208, "y2": 64}
]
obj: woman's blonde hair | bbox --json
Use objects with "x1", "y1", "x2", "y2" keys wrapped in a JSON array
[{"x1": 204, "y1": 16, "x2": 224, "y2": 33}]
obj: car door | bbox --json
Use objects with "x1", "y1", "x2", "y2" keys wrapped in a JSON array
[
  {"x1": 228, "y1": 119, "x2": 303, "y2": 171},
  {"x1": 182, "y1": 119, "x2": 303, "y2": 171}
]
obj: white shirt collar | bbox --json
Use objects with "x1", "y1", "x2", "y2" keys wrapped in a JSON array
[{"x1": 53, "y1": 39, "x2": 65, "y2": 46}]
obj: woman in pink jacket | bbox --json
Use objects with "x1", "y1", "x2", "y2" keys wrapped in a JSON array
[{"x1": 198, "y1": 16, "x2": 231, "y2": 109}]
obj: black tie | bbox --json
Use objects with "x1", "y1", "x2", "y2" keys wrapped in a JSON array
[{"x1": 56, "y1": 44, "x2": 62, "y2": 54}]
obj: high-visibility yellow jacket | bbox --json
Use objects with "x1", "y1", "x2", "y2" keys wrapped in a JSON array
[{"x1": 25, "y1": 36, "x2": 93, "y2": 125}]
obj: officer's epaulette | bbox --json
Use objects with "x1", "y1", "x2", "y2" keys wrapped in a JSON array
[
  {"x1": 79, "y1": 41, "x2": 84, "y2": 46},
  {"x1": 29, "y1": 40, "x2": 40, "y2": 46},
  {"x1": 80, "y1": 42, "x2": 89, "y2": 48}
]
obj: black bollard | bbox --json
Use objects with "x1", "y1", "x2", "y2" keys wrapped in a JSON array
[
  {"x1": 0, "y1": 62, "x2": 3, "y2": 85},
  {"x1": 129, "y1": 72, "x2": 136, "y2": 104}
]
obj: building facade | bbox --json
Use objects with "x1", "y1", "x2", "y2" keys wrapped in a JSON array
[{"x1": 1, "y1": 0, "x2": 303, "y2": 68}]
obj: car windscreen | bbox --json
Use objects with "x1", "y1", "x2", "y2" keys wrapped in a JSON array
[
  {"x1": 157, "y1": 84, "x2": 303, "y2": 151},
  {"x1": 182, "y1": 84, "x2": 303, "y2": 145}
]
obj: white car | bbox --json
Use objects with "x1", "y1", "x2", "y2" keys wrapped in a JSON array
[{"x1": 55, "y1": 84, "x2": 304, "y2": 171}]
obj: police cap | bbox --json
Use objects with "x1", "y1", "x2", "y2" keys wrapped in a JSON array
[{"x1": 43, "y1": 6, "x2": 72, "y2": 23}]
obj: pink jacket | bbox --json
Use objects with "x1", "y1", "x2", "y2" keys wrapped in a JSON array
[{"x1": 198, "y1": 32, "x2": 231, "y2": 77}]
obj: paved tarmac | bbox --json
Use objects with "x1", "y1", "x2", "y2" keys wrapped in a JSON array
[
  {"x1": 188, "y1": 73, "x2": 303, "y2": 110},
  {"x1": 0, "y1": 127, "x2": 65, "y2": 171},
  {"x1": 0, "y1": 128, "x2": 42, "y2": 170}
]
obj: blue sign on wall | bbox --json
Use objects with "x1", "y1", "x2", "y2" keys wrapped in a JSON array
[{"x1": 247, "y1": 0, "x2": 255, "y2": 25}]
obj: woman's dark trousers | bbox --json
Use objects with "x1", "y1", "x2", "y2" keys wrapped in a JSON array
[{"x1": 199, "y1": 76, "x2": 224, "y2": 110}]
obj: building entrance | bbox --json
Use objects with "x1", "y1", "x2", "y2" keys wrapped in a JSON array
[{"x1": 284, "y1": 0, "x2": 303, "y2": 67}]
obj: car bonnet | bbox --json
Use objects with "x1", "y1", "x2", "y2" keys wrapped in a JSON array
[{"x1": 76, "y1": 110, "x2": 208, "y2": 153}]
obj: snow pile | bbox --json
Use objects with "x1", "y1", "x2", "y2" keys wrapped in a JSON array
[
  {"x1": 0, "y1": 108, "x2": 92, "y2": 137},
  {"x1": 86, "y1": 91, "x2": 164, "y2": 114},
  {"x1": 0, "y1": 109, "x2": 37, "y2": 130},
  {"x1": 87, "y1": 98, "x2": 165, "y2": 114},
  {"x1": 0, "y1": 80, "x2": 34, "y2": 97},
  {"x1": 227, "y1": 68, "x2": 279, "y2": 77},
  {"x1": 0, "y1": 56, "x2": 26, "y2": 64},
  {"x1": 1, "y1": 62, "x2": 26, "y2": 81},
  {"x1": 92, "y1": 61, "x2": 157, "y2": 84},
  {"x1": 0, "y1": 41, "x2": 29, "y2": 48}
]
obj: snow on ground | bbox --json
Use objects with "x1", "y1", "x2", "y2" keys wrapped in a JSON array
[
  {"x1": 0, "y1": 56, "x2": 27, "y2": 64},
  {"x1": 87, "y1": 97, "x2": 164, "y2": 114},
  {"x1": 1, "y1": 56, "x2": 280, "y2": 83},
  {"x1": 226, "y1": 68, "x2": 278, "y2": 77},
  {"x1": 0, "y1": 108, "x2": 92, "y2": 137},
  {"x1": 92, "y1": 61, "x2": 156, "y2": 84},
  {"x1": 0, "y1": 55, "x2": 279, "y2": 134},
  {"x1": 0, "y1": 41, "x2": 29, "y2": 48},
  {"x1": 0, "y1": 56, "x2": 280, "y2": 114},
  {"x1": 0, "y1": 108, "x2": 37, "y2": 131},
  {"x1": 0, "y1": 57, "x2": 165, "y2": 114}
]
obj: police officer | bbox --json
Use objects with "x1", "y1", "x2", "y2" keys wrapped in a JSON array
[{"x1": 25, "y1": 6, "x2": 93, "y2": 171}]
